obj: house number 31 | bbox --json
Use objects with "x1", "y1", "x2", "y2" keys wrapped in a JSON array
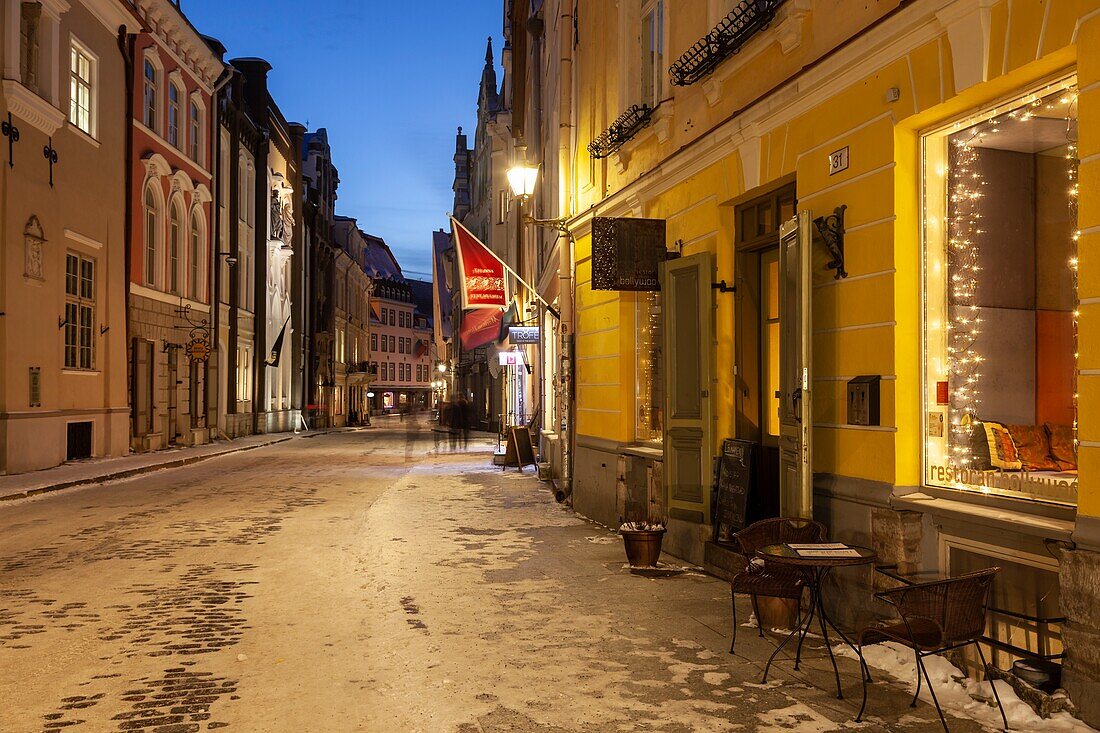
[{"x1": 828, "y1": 146, "x2": 849, "y2": 176}]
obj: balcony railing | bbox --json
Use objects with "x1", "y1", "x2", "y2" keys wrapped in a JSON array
[
  {"x1": 669, "y1": 0, "x2": 783, "y2": 87},
  {"x1": 587, "y1": 104, "x2": 655, "y2": 160}
]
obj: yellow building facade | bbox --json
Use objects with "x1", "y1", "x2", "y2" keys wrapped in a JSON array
[{"x1": 561, "y1": 0, "x2": 1100, "y2": 717}]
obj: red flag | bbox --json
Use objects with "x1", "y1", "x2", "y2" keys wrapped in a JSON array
[
  {"x1": 451, "y1": 217, "x2": 508, "y2": 309},
  {"x1": 459, "y1": 307, "x2": 506, "y2": 350}
]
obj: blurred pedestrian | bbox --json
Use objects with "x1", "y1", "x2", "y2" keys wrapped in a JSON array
[{"x1": 457, "y1": 396, "x2": 471, "y2": 450}]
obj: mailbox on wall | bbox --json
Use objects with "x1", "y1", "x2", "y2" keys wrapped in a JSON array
[{"x1": 847, "y1": 375, "x2": 881, "y2": 426}]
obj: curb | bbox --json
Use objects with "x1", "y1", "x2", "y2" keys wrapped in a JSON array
[{"x1": 0, "y1": 435, "x2": 295, "y2": 502}]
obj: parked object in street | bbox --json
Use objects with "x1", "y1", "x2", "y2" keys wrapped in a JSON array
[
  {"x1": 728, "y1": 518, "x2": 827, "y2": 654},
  {"x1": 619, "y1": 522, "x2": 666, "y2": 568},
  {"x1": 855, "y1": 568, "x2": 1008, "y2": 733}
]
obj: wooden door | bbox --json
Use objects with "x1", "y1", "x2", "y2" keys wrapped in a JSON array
[{"x1": 661, "y1": 252, "x2": 715, "y2": 524}]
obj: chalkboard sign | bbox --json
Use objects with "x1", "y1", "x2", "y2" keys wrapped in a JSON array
[
  {"x1": 712, "y1": 439, "x2": 755, "y2": 544},
  {"x1": 503, "y1": 427, "x2": 537, "y2": 472}
]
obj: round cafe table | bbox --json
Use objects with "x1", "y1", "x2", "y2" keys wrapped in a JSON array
[{"x1": 756, "y1": 543, "x2": 877, "y2": 699}]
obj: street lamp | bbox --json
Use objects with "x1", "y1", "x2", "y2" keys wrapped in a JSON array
[
  {"x1": 437, "y1": 363, "x2": 447, "y2": 374},
  {"x1": 507, "y1": 162, "x2": 539, "y2": 201}
]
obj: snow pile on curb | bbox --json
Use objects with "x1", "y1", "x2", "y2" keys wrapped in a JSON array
[{"x1": 837, "y1": 642, "x2": 1096, "y2": 733}]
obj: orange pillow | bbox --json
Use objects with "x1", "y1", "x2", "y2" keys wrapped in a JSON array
[
  {"x1": 1007, "y1": 425, "x2": 1059, "y2": 472},
  {"x1": 1045, "y1": 424, "x2": 1077, "y2": 471}
]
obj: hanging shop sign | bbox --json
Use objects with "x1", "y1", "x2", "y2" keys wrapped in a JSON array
[
  {"x1": 508, "y1": 326, "x2": 540, "y2": 344},
  {"x1": 498, "y1": 351, "x2": 523, "y2": 367},
  {"x1": 185, "y1": 337, "x2": 210, "y2": 363},
  {"x1": 592, "y1": 217, "x2": 666, "y2": 291},
  {"x1": 451, "y1": 217, "x2": 508, "y2": 308}
]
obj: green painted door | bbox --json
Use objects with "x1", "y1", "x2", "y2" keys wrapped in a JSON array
[{"x1": 661, "y1": 251, "x2": 715, "y2": 524}]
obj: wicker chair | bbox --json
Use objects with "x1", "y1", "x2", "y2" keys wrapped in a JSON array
[
  {"x1": 855, "y1": 568, "x2": 1008, "y2": 733},
  {"x1": 728, "y1": 517, "x2": 828, "y2": 654}
]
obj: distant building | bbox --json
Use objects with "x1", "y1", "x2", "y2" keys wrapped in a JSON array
[
  {"x1": 300, "y1": 128, "x2": 340, "y2": 428},
  {"x1": 228, "y1": 57, "x2": 304, "y2": 435},
  {"x1": 0, "y1": 0, "x2": 138, "y2": 472},
  {"x1": 126, "y1": 0, "x2": 223, "y2": 452}
]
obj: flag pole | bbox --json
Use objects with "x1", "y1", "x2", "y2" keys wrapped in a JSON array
[{"x1": 450, "y1": 217, "x2": 560, "y2": 320}]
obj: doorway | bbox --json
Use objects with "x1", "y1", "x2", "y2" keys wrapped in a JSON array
[{"x1": 734, "y1": 182, "x2": 796, "y2": 523}]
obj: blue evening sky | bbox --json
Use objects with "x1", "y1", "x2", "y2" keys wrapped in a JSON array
[{"x1": 184, "y1": 0, "x2": 502, "y2": 281}]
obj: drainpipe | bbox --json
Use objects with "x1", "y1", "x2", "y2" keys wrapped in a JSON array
[
  {"x1": 118, "y1": 26, "x2": 136, "y2": 441},
  {"x1": 208, "y1": 68, "x2": 233, "y2": 438},
  {"x1": 556, "y1": 0, "x2": 574, "y2": 503}
]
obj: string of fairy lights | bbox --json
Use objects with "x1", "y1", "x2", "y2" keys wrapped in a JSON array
[
  {"x1": 943, "y1": 83, "x2": 1079, "y2": 470},
  {"x1": 636, "y1": 291, "x2": 662, "y2": 441}
]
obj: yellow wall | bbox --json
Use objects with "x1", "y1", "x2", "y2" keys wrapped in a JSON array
[{"x1": 570, "y1": 0, "x2": 1099, "y2": 515}]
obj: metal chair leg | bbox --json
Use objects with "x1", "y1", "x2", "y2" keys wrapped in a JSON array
[
  {"x1": 975, "y1": 643, "x2": 1009, "y2": 732},
  {"x1": 856, "y1": 642, "x2": 871, "y2": 723},
  {"x1": 730, "y1": 588, "x2": 738, "y2": 654},
  {"x1": 917, "y1": 654, "x2": 951, "y2": 733},
  {"x1": 911, "y1": 648, "x2": 923, "y2": 707},
  {"x1": 751, "y1": 594, "x2": 764, "y2": 638}
]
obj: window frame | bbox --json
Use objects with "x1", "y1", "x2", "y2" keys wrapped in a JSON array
[
  {"x1": 167, "y1": 80, "x2": 181, "y2": 148},
  {"x1": 64, "y1": 251, "x2": 96, "y2": 371},
  {"x1": 142, "y1": 54, "x2": 160, "y2": 132},
  {"x1": 68, "y1": 36, "x2": 97, "y2": 138},
  {"x1": 142, "y1": 181, "x2": 163, "y2": 288}
]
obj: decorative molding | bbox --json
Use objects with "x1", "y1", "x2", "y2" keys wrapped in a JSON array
[
  {"x1": 935, "y1": 0, "x2": 996, "y2": 92},
  {"x1": 736, "y1": 135, "x2": 762, "y2": 191},
  {"x1": 37, "y1": 0, "x2": 71, "y2": 22},
  {"x1": 142, "y1": 152, "x2": 172, "y2": 178},
  {"x1": 611, "y1": 149, "x2": 629, "y2": 175},
  {"x1": 654, "y1": 114, "x2": 672, "y2": 145},
  {"x1": 82, "y1": 0, "x2": 138, "y2": 34},
  {"x1": 169, "y1": 169, "x2": 194, "y2": 195},
  {"x1": 702, "y1": 78, "x2": 722, "y2": 108},
  {"x1": 192, "y1": 183, "x2": 212, "y2": 204},
  {"x1": 63, "y1": 228, "x2": 103, "y2": 250},
  {"x1": 2, "y1": 80, "x2": 66, "y2": 136},
  {"x1": 775, "y1": 0, "x2": 812, "y2": 54}
]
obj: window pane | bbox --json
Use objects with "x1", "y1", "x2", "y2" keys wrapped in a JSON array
[
  {"x1": 81, "y1": 258, "x2": 94, "y2": 300},
  {"x1": 66, "y1": 254, "x2": 79, "y2": 295}
]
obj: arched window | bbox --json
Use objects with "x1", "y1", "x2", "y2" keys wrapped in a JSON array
[
  {"x1": 143, "y1": 183, "x2": 161, "y2": 287},
  {"x1": 169, "y1": 202, "x2": 182, "y2": 294},
  {"x1": 189, "y1": 211, "x2": 203, "y2": 300}
]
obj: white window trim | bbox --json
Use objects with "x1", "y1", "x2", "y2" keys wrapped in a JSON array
[
  {"x1": 167, "y1": 194, "x2": 186, "y2": 296},
  {"x1": 166, "y1": 71, "x2": 184, "y2": 150},
  {"x1": 141, "y1": 48, "x2": 163, "y2": 133},
  {"x1": 67, "y1": 33, "x2": 97, "y2": 140},
  {"x1": 187, "y1": 90, "x2": 204, "y2": 165},
  {"x1": 141, "y1": 178, "x2": 165, "y2": 290}
]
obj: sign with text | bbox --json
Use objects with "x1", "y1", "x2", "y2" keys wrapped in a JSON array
[
  {"x1": 451, "y1": 217, "x2": 508, "y2": 309},
  {"x1": 508, "y1": 326, "x2": 540, "y2": 344},
  {"x1": 498, "y1": 351, "x2": 523, "y2": 367},
  {"x1": 712, "y1": 439, "x2": 756, "y2": 543},
  {"x1": 592, "y1": 217, "x2": 666, "y2": 291}
]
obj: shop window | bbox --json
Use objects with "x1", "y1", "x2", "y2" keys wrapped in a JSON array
[
  {"x1": 923, "y1": 80, "x2": 1079, "y2": 505},
  {"x1": 635, "y1": 291, "x2": 663, "y2": 441}
]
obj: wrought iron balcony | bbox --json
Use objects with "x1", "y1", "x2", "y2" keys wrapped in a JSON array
[
  {"x1": 669, "y1": 0, "x2": 784, "y2": 87},
  {"x1": 587, "y1": 104, "x2": 655, "y2": 160}
]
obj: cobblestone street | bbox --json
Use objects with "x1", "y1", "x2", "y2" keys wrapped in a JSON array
[{"x1": 1, "y1": 423, "x2": 984, "y2": 732}]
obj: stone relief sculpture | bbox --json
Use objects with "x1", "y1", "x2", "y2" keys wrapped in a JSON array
[{"x1": 24, "y1": 215, "x2": 45, "y2": 281}]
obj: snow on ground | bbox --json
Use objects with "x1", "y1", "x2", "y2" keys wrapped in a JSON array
[{"x1": 838, "y1": 642, "x2": 1097, "y2": 733}]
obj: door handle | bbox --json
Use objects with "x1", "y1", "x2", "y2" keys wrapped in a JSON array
[{"x1": 791, "y1": 387, "x2": 802, "y2": 422}]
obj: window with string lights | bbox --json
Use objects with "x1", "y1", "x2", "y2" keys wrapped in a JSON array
[{"x1": 923, "y1": 78, "x2": 1079, "y2": 505}]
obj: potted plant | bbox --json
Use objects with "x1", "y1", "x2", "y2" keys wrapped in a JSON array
[{"x1": 619, "y1": 521, "x2": 666, "y2": 567}]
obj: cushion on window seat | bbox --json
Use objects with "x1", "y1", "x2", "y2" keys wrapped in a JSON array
[
  {"x1": 1046, "y1": 424, "x2": 1077, "y2": 471},
  {"x1": 1007, "y1": 424, "x2": 1060, "y2": 471},
  {"x1": 971, "y1": 420, "x2": 1022, "y2": 471}
]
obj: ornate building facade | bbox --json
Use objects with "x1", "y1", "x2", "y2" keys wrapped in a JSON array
[{"x1": 126, "y1": 0, "x2": 222, "y2": 452}]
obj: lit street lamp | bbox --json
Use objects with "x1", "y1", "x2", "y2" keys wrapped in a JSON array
[{"x1": 507, "y1": 162, "x2": 539, "y2": 201}]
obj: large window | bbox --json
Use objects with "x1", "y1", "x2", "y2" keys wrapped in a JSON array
[
  {"x1": 923, "y1": 80, "x2": 1079, "y2": 505},
  {"x1": 635, "y1": 291, "x2": 663, "y2": 441},
  {"x1": 69, "y1": 40, "x2": 94, "y2": 136},
  {"x1": 167, "y1": 82, "x2": 181, "y2": 148},
  {"x1": 142, "y1": 59, "x2": 158, "y2": 130},
  {"x1": 64, "y1": 253, "x2": 95, "y2": 370}
]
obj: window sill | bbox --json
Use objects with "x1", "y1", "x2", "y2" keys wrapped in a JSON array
[
  {"x1": 892, "y1": 490, "x2": 1075, "y2": 541},
  {"x1": 621, "y1": 444, "x2": 663, "y2": 460},
  {"x1": 66, "y1": 122, "x2": 100, "y2": 148},
  {"x1": 62, "y1": 369, "x2": 101, "y2": 376}
]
